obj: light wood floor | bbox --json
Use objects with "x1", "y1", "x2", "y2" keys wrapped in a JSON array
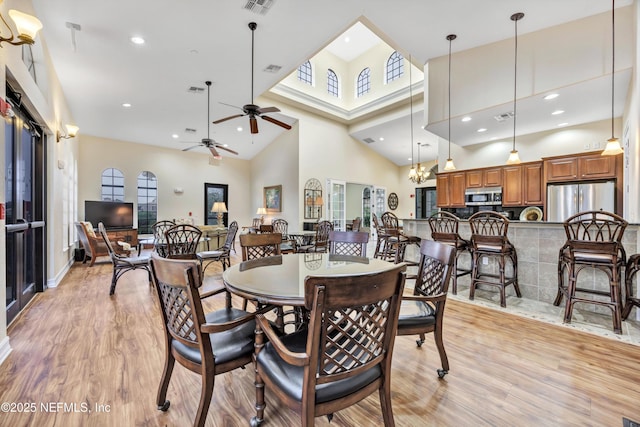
[{"x1": 1, "y1": 250, "x2": 640, "y2": 426}]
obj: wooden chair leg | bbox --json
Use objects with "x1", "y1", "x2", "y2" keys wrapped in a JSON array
[
  {"x1": 156, "y1": 350, "x2": 175, "y2": 411},
  {"x1": 433, "y1": 322, "x2": 449, "y2": 376},
  {"x1": 378, "y1": 379, "x2": 395, "y2": 427},
  {"x1": 194, "y1": 373, "x2": 215, "y2": 427},
  {"x1": 251, "y1": 329, "x2": 266, "y2": 427}
]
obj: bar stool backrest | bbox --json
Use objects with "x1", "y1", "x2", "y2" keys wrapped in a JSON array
[
  {"x1": 563, "y1": 211, "x2": 627, "y2": 259},
  {"x1": 468, "y1": 211, "x2": 510, "y2": 251},
  {"x1": 429, "y1": 211, "x2": 463, "y2": 245}
]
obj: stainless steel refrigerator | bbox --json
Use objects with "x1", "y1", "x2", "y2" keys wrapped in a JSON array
[{"x1": 546, "y1": 181, "x2": 616, "y2": 222}]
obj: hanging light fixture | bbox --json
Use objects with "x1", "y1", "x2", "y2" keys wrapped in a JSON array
[
  {"x1": 444, "y1": 34, "x2": 457, "y2": 171},
  {"x1": 506, "y1": 12, "x2": 524, "y2": 165},
  {"x1": 0, "y1": 1, "x2": 42, "y2": 47},
  {"x1": 602, "y1": 0, "x2": 623, "y2": 156},
  {"x1": 408, "y1": 55, "x2": 427, "y2": 184}
]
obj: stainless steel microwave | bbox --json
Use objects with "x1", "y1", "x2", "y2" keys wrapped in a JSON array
[{"x1": 464, "y1": 187, "x2": 502, "y2": 206}]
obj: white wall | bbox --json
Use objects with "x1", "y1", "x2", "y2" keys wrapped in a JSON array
[{"x1": 77, "y1": 135, "x2": 253, "y2": 229}]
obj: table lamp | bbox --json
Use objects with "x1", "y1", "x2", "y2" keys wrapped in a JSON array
[
  {"x1": 256, "y1": 207, "x2": 267, "y2": 224},
  {"x1": 211, "y1": 202, "x2": 227, "y2": 227}
]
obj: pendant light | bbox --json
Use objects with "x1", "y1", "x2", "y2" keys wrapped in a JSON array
[
  {"x1": 443, "y1": 34, "x2": 457, "y2": 171},
  {"x1": 408, "y1": 55, "x2": 427, "y2": 184},
  {"x1": 506, "y1": 12, "x2": 524, "y2": 165},
  {"x1": 602, "y1": 0, "x2": 623, "y2": 156}
]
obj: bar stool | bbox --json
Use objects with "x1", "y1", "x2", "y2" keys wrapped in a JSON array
[
  {"x1": 468, "y1": 211, "x2": 520, "y2": 307},
  {"x1": 428, "y1": 211, "x2": 472, "y2": 295},
  {"x1": 622, "y1": 254, "x2": 640, "y2": 320},
  {"x1": 553, "y1": 211, "x2": 627, "y2": 334}
]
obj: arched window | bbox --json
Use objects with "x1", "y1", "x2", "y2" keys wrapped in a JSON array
[
  {"x1": 101, "y1": 168, "x2": 124, "y2": 201},
  {"x1": 327, "y1": 69, "x2": 339, "y2": 97},
  {"x1": 386, "y1": 51, "x2": 404, "y2": 83},
  {"x1": 297, "y1": 61, "x2": 312, "y2": 85},
  {"x1": 356, "y1": 68, "x2": 371, "y2": 98},
  {"x1": 137, "y1": 171, "x2": 157, "y2": 234}
]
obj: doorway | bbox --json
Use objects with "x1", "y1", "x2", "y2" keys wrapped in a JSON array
[{"x1": 5, "y1": 84, "x2": 46, "y2": 324}]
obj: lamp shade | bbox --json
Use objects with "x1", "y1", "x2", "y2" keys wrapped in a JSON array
[
  {"x1": 8, "y1": 9, "x2": 42, "y2": 42},
  {"x1": 65, "y1": 124, "x2": 79, "y2": 138},
  {"x1": 314, "y1": 196, "x2": 323, "y2": 206},
  {"x1": 256, "y1": 207, "x2": 267, "y2": 215},
  {"x1": 602, "y1": 137, "x2": 623, "y2": 155},
  {"x1": 211, "y1": 202, "x2": 227, "y2": 213}
]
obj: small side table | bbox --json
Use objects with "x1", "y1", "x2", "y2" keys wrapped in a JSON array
[{"x1": 622, "y1": 254, "x2": 640, "y2": 320}]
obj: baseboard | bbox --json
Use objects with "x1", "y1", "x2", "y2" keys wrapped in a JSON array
[
  {"x1": 47, "y1": 256, "x2": 74, "y2": 289},
  {"x1": 0, "y1": 336, "x2": 12, "y2": 366}
]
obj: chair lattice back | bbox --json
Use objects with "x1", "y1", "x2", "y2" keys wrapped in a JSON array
[
  {"x1": 429, "y1": 211, "x2": 464, "y2": 246},
  {"x1": 271, "y1": 219, "x2": 288, "y2": 239},
  {"x1": 252, "y1": 218, "x2": 262, "y2": 228},
  {"x1": 304, "y1": 266, "x2": 406, "y2": 384},
  {"x1": 240, "y1": 233, "x2": 282, "y2": 261},
  {"x1": 564, "y1": 211, "x2": 627, "y2": 243},
  {"x1": 222, "y1": 221, "x2": 238, "y2": 251},
  {"x1": 150, "y1": 254, "x2": 204, "y2": 348},
  {"x1": 152, "y1": 220, "x2": 176, "y2": 257},
  {"x1": 329, "y1": 230, "x2": 369, "y2": 257},
  {"x1": 314, "y1": 220, "x2": 333, "y2": 249},
  {"x1": 414, "y1": 240, "x2": 454, "y2": 298},
  {"x1": 165, "y1": 224, "x2": 202, "y2": 259},
  {"x1": 469, "y1": 211, "x2": 509, "y2": 237}
]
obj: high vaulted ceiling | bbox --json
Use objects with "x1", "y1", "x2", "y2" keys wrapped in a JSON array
[{"x1": 29, "y1": 0, "x2": 634, "y2": 165}]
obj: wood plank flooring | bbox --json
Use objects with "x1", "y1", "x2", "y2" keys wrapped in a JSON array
[{"x1": 1, "y1": 251, "x2": 639, "y2": 426}]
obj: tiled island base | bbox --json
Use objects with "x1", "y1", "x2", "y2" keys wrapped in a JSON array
[{"x1": 401, "y1": 219, "x2": 640, "y2": 345}]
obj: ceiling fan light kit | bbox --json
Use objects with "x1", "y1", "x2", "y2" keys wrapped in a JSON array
[{"x1": 212, "y1": 22, "x2": 291, "y2": 134}]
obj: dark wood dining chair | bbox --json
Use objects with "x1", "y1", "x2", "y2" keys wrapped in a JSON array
[
  {"x1": 428, "y1": 211, "x2": 472, "y2": 295},
  {"x1": 250, "y1": 263, "x2": 407, "y2": 426},
  {"x1": 396, "y1": 240, "x2": 455, "y2": 378},
  {"x1": 328, "y1": 230, "x2": 369, "y2": 257},
  {"x1": 197, "y1": 221, "x2": 238, "y2": 274},
  {"x1": 271, "y1": 218, "x2": 295, "y2": 253},
  {"x1": 239, "y1": 232, "x2": 282, "y2": 260},
  {"x1": 554, "y1": 210, "x2": 627, "y2": 333},
  {"x1": 165, "y1": 224, "x2": 202, "y2": 259},
  {"x1": 98, "y1": 222, "x2": 151, "y2": 295},
  {"x1": 150, "y1": 253, "x2": 266, "y2": 427},
  {"x1": 151, "y1": 220, "x2": 176, "y2": 258},
  {"x1": 298, "y1": 220, "x2": 333, "y2": 253}
]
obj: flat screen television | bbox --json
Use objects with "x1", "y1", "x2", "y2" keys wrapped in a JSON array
[{"x1": 85, "y1": 201, "x2": 134, "y2": 230}]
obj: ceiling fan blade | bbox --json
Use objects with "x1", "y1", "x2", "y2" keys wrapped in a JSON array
[
  {"x1": 213, "y1": 114, "x2": 245, "y2": 124},
  {"x1": 182, "y1": 145, "x2": 200, "y2": 152},
  {"x1": 257, "y1": 106, "x2": 280, "y2": 114},
  {"x1": 261, "y1": 115, "x2": 292, "y2": 130},
  {"x1": 216, "y1": 145, "x2": 239, "y2": 155},
  {"x1": 250, "y1": 116, "x2": 258, "y2": 134},
  {"x1": 209, "y1": 146, "x2": 222, "y2": 159}
]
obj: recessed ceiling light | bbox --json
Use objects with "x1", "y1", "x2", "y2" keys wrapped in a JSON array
[
  {"x1": 237, "y1": 126, "x2": 243, "y2": 132},
  {"x1": 122, "y1": 103, "x2": 132, "y2": 108},
  {"x1": 344, "y1": 36, "x2": 350, "y2": 43},
  {"x1": 379, "y1": 137, "x2": 384, "y2": 141},
  {"x1": 552, "y1": 110, "x2": 565, "y2": 115},
  {"x1": 408, "y1": 157, "x2": 412, "y2": 161},
  {"x1": 558, "y1": 122, "x2": 569, "y2": 127},
  {"x1": 544, "y1": 93, "x2": 559, "y2": 100},
  {"x1": 171, "y1": 134, "x2": 179, "y2": 139},
  {"x1": 490, "y1": 137, "x2": 498, "y2": 140},
  {"x1": 461, "y1": 116, "x2": 472, "y2": 122},
  {"x1": 223, "y1": 144, "x2": 229, "y2": 147},
  {"x1": 130, "y1": 36, "x2": 145, "y2": 45},
  {"x1": 477, "y1": 128, "x2": 487, "y2": 132}
]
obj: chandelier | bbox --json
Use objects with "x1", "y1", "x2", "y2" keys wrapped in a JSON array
[{"x1": 408, "y1": 143, "x2": 428, "y2": 184}]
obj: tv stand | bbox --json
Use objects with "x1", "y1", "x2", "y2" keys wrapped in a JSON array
[{"x1": 106, "y1": 228, "x2": 138, "y2": 247}]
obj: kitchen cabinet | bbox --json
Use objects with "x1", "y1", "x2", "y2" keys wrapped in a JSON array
[
  {"x1": 436, "y1": 172, "x2": 466, "y2": 207},
  {"x1": 545, "y1": 152, "x2": 619, "y2": 182},
  {"x1": 523, "y1": 162, "x2": 543, "y2": 205},
  {"x1": 502, "y1": 166, "x2": 523, "y2": 206},
  {"x1": 465, "y1": 168, "x2": 502, "y2": 188}
]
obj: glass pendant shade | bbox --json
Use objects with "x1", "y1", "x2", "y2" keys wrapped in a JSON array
[
  {"x1": 602, "y1": 137, "x2": 623, "y2": 155},
  {"x1": 506, "y1": 150, "x2": 521, "y2": 165},
  {"x1": 8, "y1": 9, "x2": 42, "y2": 43},
  {"x1": 602, "y1": 0, "x2": 623, "y2": 156},
  {"x1": 443, "y1": 158, "x2": 456, "y2": 171}
]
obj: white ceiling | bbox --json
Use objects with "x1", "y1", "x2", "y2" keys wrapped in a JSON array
[{"x1": 29, "y1": 0, "x2": 634, "y2": 165}]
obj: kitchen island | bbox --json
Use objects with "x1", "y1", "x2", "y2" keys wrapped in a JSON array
[{"x1": 402, "y1": 219, "x2": 640, "y2": 327}]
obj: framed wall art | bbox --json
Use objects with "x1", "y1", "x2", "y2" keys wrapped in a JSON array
[{"x1": 263, "y1": 185, "x2": 282, "y2": 212}]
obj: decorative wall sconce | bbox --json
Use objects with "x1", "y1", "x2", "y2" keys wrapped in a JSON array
[
  {"x1": 0, "y1": 1, "x2": 43, "y2": 47},
  {"x1": 56, "y1": 124, "x2": 79, "y2": 142}
]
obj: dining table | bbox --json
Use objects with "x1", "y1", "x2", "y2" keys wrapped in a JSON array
[{"x1": 222, "y1": 253, "x2": 400, "y2": 307}]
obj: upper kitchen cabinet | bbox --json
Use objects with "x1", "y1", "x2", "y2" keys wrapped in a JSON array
[
  {"x1": 436, "y1": 172, "x2": 466, "y2": 207},
  {"x1": 545, "y1": 152, "x2": 620, "y2": 182},
  {"x1": 522, "y1": 162, "x2": 544, "y2": 205},
  {"x1": 465, "y1": 167, "x2": 502, "y2": 188}
]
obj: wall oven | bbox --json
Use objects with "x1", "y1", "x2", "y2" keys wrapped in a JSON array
[{"x1": 464, "y1": 187, "x2": 502, "y2": 206}]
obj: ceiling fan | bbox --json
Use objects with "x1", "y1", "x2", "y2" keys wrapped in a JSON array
[
  {"x1": 182, "y1": 81, "x2": 238, "y2": 159},
  {"x1": 212, "y1": 22, "x2": 292, "y2": 134}
]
